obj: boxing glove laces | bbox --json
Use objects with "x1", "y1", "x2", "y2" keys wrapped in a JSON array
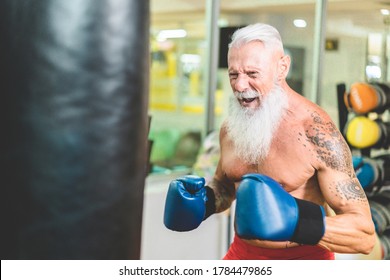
[{"x1": 235, "y1": 174, "x2": 326, "y2": 245}]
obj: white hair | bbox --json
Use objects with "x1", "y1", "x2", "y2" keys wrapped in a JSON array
[{"x1": 229, "y1": 23, "x2": 284, "y2": 54}]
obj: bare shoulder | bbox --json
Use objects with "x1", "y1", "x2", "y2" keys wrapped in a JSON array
[{"x1": 301, "y1": 104, "x2": 354, "y2": 177}]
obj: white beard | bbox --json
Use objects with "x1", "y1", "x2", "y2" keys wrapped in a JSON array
[{"x1": 225, "y1": 85, "x2": 288, "y2": 164}]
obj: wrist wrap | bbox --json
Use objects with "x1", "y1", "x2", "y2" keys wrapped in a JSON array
[{"x1": 290, "y1": 198, "x2": 325, "y2": 245}]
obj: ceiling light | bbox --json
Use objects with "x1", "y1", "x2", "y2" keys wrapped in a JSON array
[
  {"x1": 157, "y1": 29, "x2": 187, "y2": 41},
  {"x1": 293, "y1": 19, "x2": 307, "y2": 28},
  {"x1": 381, "y1": 9, "x2": 390, "y2": 16}
]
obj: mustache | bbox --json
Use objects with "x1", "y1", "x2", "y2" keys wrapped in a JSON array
[{"x1": 234, "y1": 90, "x2": 261, "y2": 100}]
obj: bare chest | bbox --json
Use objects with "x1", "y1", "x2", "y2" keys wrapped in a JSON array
[{"x1": 221, "y1": 132, "x2": 317, "y2": 194}]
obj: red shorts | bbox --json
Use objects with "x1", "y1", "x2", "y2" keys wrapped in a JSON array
[{"x1": 223, "y1": 235, "x2": 335, "y2": 260}]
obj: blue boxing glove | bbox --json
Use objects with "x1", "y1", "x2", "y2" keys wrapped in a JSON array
[
  {"x1": 235, "y1": 174, "x2": 326, "y2": 245},
  {"x1": 164, "y1": 175, "x2": 216, "y2": 231}
]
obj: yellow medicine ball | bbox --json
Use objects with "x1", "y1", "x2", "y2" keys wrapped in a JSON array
[{"x1": 345, "y1": 116, "x2": 381, "y2": 149}]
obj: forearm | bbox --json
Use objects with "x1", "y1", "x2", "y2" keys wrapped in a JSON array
[
  {"x1": 319, "y1": 213, "x2": 376, "y2": 254},
  {"x1": 208, "y1": 177, "x2": 236, "y2": 213}
]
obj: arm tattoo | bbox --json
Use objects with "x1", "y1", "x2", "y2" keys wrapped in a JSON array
[
  {"x1": 332, "y1": 178, "x2": 367, "y2": 203},
  {"x1": 304, "y1": 111, "x2": 353, "y2": 177}
]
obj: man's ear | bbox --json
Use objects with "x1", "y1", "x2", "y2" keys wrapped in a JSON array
[{"x1": 278, "y1": 55, "x2": 291, "y2": 80}]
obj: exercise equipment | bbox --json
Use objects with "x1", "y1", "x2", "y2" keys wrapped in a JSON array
[
  {"x1": 353, "y1": 155, "x2": 390, "y2": 192},
  {"x1": 353, "y1": 156, "x2": 378, "y2": 190},
  {"x1": 344, "y1": 116, "x2": 390, "y2": 149},
  {"x1": 337, "y1": 83, "x2": 349, "y2": 132},
  {"x1": 2, "y1": 0, "x2": 149, "y2": 259},
  {"x1": 344, "y1": 82, "x2": 390, "y2": 114},
  {"x1": 369, "y1": 191, "x2": 390, "y2": 235}
]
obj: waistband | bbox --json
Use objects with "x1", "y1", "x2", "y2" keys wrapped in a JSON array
[{"x1": 224, "y1": 235, "x2": 335, "y2": 260}]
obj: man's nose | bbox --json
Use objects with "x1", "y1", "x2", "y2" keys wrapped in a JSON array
[{"x1": 234, "y1": 74, "x2": 250, "y2": 92}]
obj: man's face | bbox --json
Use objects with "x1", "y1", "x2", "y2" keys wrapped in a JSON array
[{"x1": 227, "y1": 41, "x2": 279, "y2": 110}]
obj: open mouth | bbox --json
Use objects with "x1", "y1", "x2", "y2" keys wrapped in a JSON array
[{"x1": 240, "y1": 97, "x2": 258, "y2": 105}]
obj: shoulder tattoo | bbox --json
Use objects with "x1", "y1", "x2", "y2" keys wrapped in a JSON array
[{"x1": 301, "y1": 111, "x2": 353, "y2": 176}]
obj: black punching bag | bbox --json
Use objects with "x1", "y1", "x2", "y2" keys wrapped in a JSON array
[{"x1": 1, "y1": 0, "x2": 149, "y2": 259}]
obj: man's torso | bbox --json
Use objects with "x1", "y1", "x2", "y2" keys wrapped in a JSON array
[{"x1": 219, "y1": 100, "x2": 330, "y2": 248}]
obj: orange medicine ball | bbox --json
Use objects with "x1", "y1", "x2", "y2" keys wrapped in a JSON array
[{"x1": 344, "y1": 83, "x2": 380, "y2": 114}]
